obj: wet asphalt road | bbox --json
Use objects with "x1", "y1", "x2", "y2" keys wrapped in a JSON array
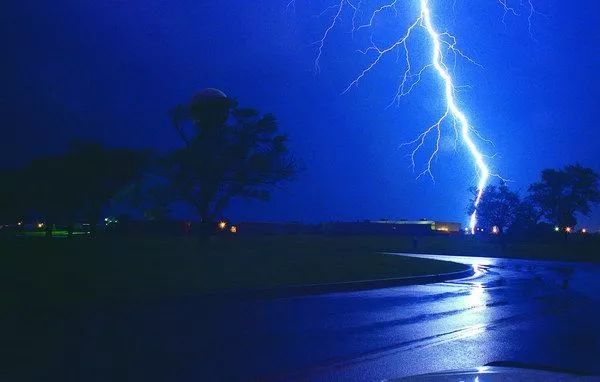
[{"x1": 50, "y1": 254, "x2": 600, "y2": 381}]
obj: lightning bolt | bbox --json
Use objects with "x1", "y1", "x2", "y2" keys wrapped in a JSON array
[
  {"x1": 300, "y1": 0, "x2": 535, "y2": 232},
  {"x1": 419, "y1": 0, "x2": 489, "y2": 232}
]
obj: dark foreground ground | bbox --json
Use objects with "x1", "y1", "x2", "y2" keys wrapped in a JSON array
[
  {"x1": 2, "y1": 234, "x2": 466, "y2": 380},
  {"x1": 1, "y1": 234, "x2": 598, "y2": 380},
  {"x1": 1, "y1": 233, "x2": 596, "y2": 308},
  {"x1": 4, "y1": 253, "x2": 600, "y2": 381},
  {"x1": 0, "y1": 235, "x2": 469, "y2": 308}
]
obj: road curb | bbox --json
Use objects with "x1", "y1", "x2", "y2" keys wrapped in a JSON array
[{"x1": 210, "y1": 263, "x2": 474, "y2": 299}]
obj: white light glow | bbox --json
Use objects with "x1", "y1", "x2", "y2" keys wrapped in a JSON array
[{"x1": 419, "y1": 0, "x2": 489, "y2": 233}]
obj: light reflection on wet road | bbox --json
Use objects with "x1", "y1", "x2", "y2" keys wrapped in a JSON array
[{"x1": 67, "y1": 254, "x2": 600, "y2": 381}]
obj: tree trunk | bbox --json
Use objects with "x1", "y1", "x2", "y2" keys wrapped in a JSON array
[{"x1": 194, "y1": 201, "x2": 214, "y2": 235}]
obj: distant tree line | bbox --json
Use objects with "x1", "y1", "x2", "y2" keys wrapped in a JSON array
[
  {"x1": 468, "y1": 164, "x2": 600, "y2": 240},
  {"x1": 0, "y1": 142, "x2": 149, "y2": 237},
  {"x1": 1, "y1": 87, "x2": 597, "y2": 240},
  {"x1": 0, "y1": 89, "x2": 297, "y2": 237}
]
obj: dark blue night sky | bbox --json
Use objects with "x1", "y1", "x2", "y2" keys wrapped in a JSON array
[{"x1": 2, "y1": 0, "x2": 599, "y2": 227}]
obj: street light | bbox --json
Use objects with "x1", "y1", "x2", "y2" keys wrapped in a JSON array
[
  {"x1": 554, "y1": 226, "x2": 560, "y2": 232},
  {"x1": 218, "y1": 221, "x2": 227, "y2": 230},
  {"x1": 565, "y1": 227, "x2": 572, "y2": 233},
  {"x1": 230, "y1": 226, "x2": 237, "y2": 234}
]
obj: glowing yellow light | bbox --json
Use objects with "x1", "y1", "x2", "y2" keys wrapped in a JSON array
[
  {"x1": 230, "y1": 226, "x2": 237, "y2": 234},
  {"x1": 37, "y1": 222, "x2": 45, "y2": 229},
  {"x1": 565, "y1": 227, "x2": 572, "y2": 233},
  {"x1": 218, "y1": 221, "x2": 227, "y2": 230}
]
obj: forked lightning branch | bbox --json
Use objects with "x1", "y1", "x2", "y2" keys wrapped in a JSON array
[{"x1": 290, "y1": 0, "x2": 537, "y2": 232}]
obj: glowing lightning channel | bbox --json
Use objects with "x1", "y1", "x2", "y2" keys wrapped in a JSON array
[
  {"x1": 303, "y1": 0, "x2": 535, "y2": 232},
  {"x1": 419, "y1": 0, "x2": 489, "y2": 233}
]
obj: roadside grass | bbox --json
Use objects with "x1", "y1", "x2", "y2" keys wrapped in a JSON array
[
  {"x1": 18, "y1": 230, "x2": 89, "y2": 237},
  {"x1": 0, "y1": 235, "x2": 468, "y2": 311},
  {"x1": 1, "y1": 233, "x2": 596, "y2": 311}
]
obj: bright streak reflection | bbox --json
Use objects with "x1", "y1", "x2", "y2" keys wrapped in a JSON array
[
  {"x1": 454, "y1": 323, "x2": 486, "y2": 340},
  {"x1": 466, "y1": 282, "x2": 486, "y2": 309},
  {"x1": 467, "y1": 263, "x2": 487, "y2": 308},
  {"x1": 472, "y1": 263, "x2": 485, "y2": 278}
]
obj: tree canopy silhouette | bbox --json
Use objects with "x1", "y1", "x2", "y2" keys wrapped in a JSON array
[
  {"x1": 528, "y1": 164, "x2": 600, "y2": 228},
  {"x1": 468, "y1": 183, "x2": 520, "y2": 234},
  {"x1": 166, "y1": 90, "x2": 297, "y2": 225},
  {"x1": 0, "y1": 169, "x2": 27, "y2": 225},
  {"x1": 20, "y1": 141, "x2": 147, "y2": 236}
]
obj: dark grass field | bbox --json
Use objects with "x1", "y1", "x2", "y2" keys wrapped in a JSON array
[
  {"x1": 0, "y1": 233, "x2": 597, "y2": 312},
  {"x1": 0, "y1": 234, "x2": 459, "y2": 378},
  {"x1": 0, "y1": 235, "x2": 471, "y2": 311}
]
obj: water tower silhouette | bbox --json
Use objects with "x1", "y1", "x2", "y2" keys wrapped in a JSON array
[{"x1": 189, "y1": 88, "x2": 232, "y2": 129}]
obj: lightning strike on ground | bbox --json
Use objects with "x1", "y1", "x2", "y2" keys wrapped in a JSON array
[{"x1": 297, "y1": 0, "x2": 534, "y2": 231}]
